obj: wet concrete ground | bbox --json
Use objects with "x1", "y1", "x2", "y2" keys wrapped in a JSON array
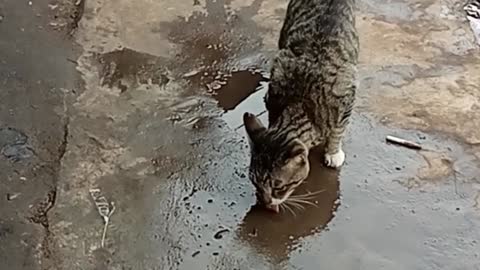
[
  {"x1": 1, "y1": 0, "x2": 480, "y2": 269},
  {"x1": 0, "y1": 0, "x2": 81, "y2": 269}
]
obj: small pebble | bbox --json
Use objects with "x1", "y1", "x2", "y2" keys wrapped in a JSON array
[
  {"x1": 192, "y1": 251, "x2": 200, "y2": 257},
  {"x1": 6, "y1": 193, "x2": 20, "y2": 201}
]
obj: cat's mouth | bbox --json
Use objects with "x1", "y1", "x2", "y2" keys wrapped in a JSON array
[
  {"x1": 265, "y1": 191, "x2": 294, "y2": 213},
  {"x1": 265, "y1": 203, "x2": 280, "y2": 213}
]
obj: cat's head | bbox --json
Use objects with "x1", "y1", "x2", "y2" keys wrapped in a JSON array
[{"x1": 243, "y1": 112, "x2": 310, "y2": 213}]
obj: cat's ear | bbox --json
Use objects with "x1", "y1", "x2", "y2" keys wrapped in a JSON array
[
  {"x1": 243, "y1": 112, "x2": 266, "y2": 142},
  {"x1": 285, "y1": 141, "x2": 308, "y2": 166}
]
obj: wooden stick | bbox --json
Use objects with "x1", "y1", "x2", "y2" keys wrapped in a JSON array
[{"x1": 386, "y1": 135, "x2": 422, "y2": 150}]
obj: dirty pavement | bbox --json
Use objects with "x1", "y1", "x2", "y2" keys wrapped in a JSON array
[{"x1": 1, "y1": 0, "x2": 480, "y2": 269}]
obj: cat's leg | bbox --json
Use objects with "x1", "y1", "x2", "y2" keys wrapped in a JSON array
[
  {"x1": 324, "y1": 127, "x2": 346, "y2": 168},
  {"x1": 324, "y1": 85, "x2": 355, "y2": 168}
]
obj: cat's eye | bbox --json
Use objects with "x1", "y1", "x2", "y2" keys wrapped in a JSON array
[
  {"x1": 273, "y1": 187, "x2": 288, "y2": 198},
  {"x1": 273, "y1": 179, "x2": 283, "y2": 186},
  {"x1": 274, "y1": 185, "x2": 288, "y2": 193}
]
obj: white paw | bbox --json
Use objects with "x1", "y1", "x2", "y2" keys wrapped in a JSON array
[{"x1": 325, "y1": 150, "x2": 345, "y2": 168}]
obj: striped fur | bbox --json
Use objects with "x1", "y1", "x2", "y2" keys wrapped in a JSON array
[
  {"x1": 465, "y1": 0, "x2": 480, "y2": 19},
  {"x1": 244, "y1": 0, "x2": 358, "y2": 210}
]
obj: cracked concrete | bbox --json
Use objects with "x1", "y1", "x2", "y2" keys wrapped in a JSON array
[
  {"x1": 0, "y1": 0, "x2": 81, "y2": 269},
  {"x1": 1, "y1": 0, "x2": 480, "y2": 269}
]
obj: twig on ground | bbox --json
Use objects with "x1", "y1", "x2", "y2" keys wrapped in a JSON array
[{"x1": 386, "y1": 135, "x2": 422, "y2": 150}]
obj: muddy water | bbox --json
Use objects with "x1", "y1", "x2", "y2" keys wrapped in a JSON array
[
  {"x1": 212, "y1": 70, "x2": 268, "y2": 130},
  {"x1": 238, "y1": 149, "x2": 339, "y2": 261}
]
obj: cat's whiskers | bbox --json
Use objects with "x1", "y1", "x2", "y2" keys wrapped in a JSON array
[
  {"x1": 290, "y1": 189, "x2": 325, "y2": 199},
  {"x1": 281, "y1": 203, "x2": 296, "y2": 217},
  {"x1": 284, "y1": 200, "x2": 305, "y2": 211},
  {"x1": 287, "y1": 197, "x2": 318, "y2": 207}
]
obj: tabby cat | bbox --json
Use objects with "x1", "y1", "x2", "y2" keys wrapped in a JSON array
[{"x1": 243, "y1": 0, "x2": 359, "y2": 213}]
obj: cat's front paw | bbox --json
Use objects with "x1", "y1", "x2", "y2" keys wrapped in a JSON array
[{"x1": 324, "y1": 150, "x2": 345, "y2": 168}]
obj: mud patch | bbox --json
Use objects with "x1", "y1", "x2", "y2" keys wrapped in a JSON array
[
  {"x1": 97, "y1": 48, "x2": 170, "y2": 92},
  {"x1": 182, "y1": 60, "x2": 269, "y2": 129},
  {"x1": 0, "y1": 222, "x2": 13, "y2": 240},
  {"x1": 212, "y1": 70, "x2": 267, "y2": 111},
  {"x1": 48, "y1": 0, "x2": 86, "y2": 34},
  {"x1": 0, "y1": 127, "x2": 35, "y2": 162},
  {"x1": 187, "y1": 67, "x2": 269, "y2": 129},
  {"x1": 158, "y1": 0, "x2": 265, "y2": 63},
  {"x1": 358, "y1": 0, "x2": 417, "y2": 23}
]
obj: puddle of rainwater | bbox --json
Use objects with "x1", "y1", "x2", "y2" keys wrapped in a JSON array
[
  {"x1": 212, "y1": 69, "x2": 340, "y2": 259},
  {"x1": 211, "y1": 70, "x2": 268, "y2": 130},
  {"x1": 237, "y1": 147, "x2": 339, "y2": 260},
  {"x1": 96, "y1": 48, "x2": 169, "y2": 91}
]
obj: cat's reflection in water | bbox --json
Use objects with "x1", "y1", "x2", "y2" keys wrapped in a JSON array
[{"x1": 237, "y1": 147, "x2": 340, "y2": 261}]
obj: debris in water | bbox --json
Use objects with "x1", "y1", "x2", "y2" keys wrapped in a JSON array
[
  {"x1": 386, "y1": 135, "x2": 422, "y2": 150},
  {"x1": 6, "y1": 193, "x2": 20, "y2": 201},
  {"x1": 89, "y1": 188, "x2": 116, "y2": 248},
  {"x1": 183, "y1": 69, "x2": 200, "y2": 78},
  {"x1": 1, "y1": 144, "x2": 35, "y2": 162},
  {"x1": 248, "y1": 228, "x2": 258, "y2": 237},
  {"x1": 213, "y1": 229, "x2": 229, "y2": 239},
  {"x1": 192, "y1": 250, "x2": 200, "y2": 257}
]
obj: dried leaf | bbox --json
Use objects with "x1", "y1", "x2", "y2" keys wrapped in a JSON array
[{"x1": 89, "y1": 188, "x2": 116, "y2": 247}]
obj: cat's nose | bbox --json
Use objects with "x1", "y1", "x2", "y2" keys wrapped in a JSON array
[{"x1": 256, "y1": 192, "x2": 271, "y2": 204}]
